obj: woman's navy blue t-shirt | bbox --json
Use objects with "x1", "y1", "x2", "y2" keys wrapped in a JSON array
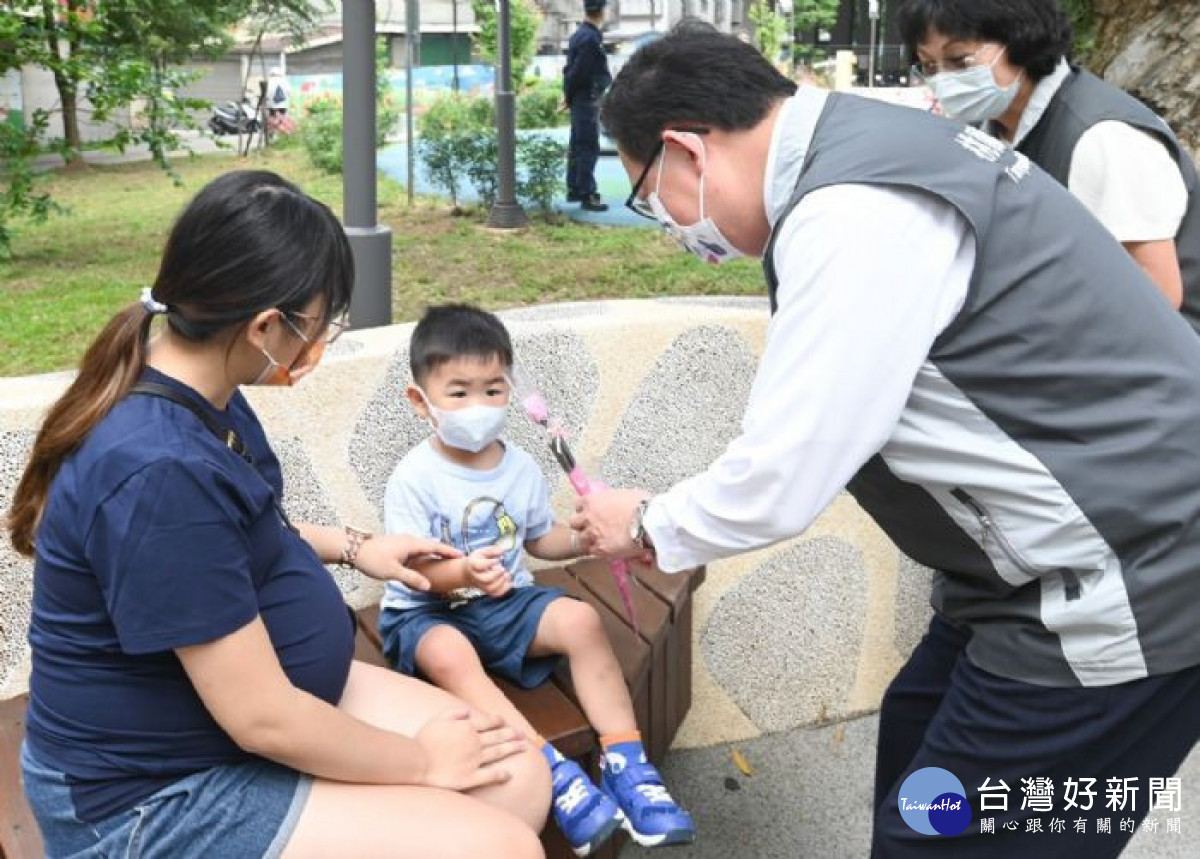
[{"x1": 25, "y1": 368, "x2": 355, "y2": 823}]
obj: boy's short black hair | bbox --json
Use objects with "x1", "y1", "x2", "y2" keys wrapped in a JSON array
[
  {"x1": 600, "y1": 21, "x2": 796, "y2": 166},
  {"x1": 409, "y1": 304, "x2": 514, "y2": 385},
  {"x1": 897, "y1": 0, "x2": 1073, "y2": 81}
]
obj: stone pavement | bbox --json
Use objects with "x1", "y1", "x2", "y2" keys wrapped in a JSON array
[
  {"x1": 31, "y1": 130, "x2": 232, "y2": 171},
  {"x1": 619, "y1": 716, "x2": 1200, "y2": 858}
]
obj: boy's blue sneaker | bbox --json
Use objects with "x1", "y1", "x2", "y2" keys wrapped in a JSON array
[
  {"x1": 551, "y1": 758, "x2": 625, "y2": 857},
  {"x1": 600, "y1": 751, "x2": 696, "y2": 847}
]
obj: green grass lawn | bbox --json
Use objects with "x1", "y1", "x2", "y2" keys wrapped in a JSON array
[{"x1": 0, "y1": 148, "x2": 765, "y2": 377}]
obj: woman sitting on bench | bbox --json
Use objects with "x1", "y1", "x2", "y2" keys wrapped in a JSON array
[{"x1": 6, "y1": 170, "x2": 549, "y2": 859}]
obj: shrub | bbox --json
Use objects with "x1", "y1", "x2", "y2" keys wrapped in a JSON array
[
  {"x1": 378, "y1": 88, "x2": 404, "y2": 142},
  {"x1": 516, "y1": 134, "x2": 567, "y2": 213},
  {"x1": 517, "y1": 79, "x2": 567, "y2": 130},
  {"x1": 418, "y1": 129, "x2": 567, "y2": 217},
  {"x1": 462, "y1": 131, "x2": 499, "y2": 207},
  {"x1": 300, "y1": 95, "x2": 344, "y2": 174},
  {"x1": 419, "y1": 135, "x2": 463, "y2": 209},
  {"x1": 418, "y1": 91, "x2": 494, "y2": 139},
  {"x1": 0, "y1": 110, "x2": 63, "y2": 259}
]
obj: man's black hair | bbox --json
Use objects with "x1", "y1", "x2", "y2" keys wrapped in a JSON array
[
  {"x1": 897, "y1": 0, "x2": 1073, "y2": 81},
  {"x1": 600, "y1": 21, "x2": 796, "y2": 165},
  {"x1": 410, "y1": 304, "x2": 514, "y2": 385}
]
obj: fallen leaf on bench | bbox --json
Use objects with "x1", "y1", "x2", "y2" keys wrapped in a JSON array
[{"x1": 732, "y1": 748, "x2": 753, "y2": 777}]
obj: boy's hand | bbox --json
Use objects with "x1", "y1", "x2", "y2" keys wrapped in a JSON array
[{"x1": 465, "y1": 545, "x2": 512, "y2": 597}]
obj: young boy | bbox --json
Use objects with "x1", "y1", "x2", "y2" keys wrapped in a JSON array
[{"x1": 379, "y1": 304, "x2": 694, "y2": 855}]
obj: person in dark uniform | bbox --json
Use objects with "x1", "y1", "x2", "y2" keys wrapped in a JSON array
[{"x1": 564, "y1": 0, "x2": 613, "y2": 212}]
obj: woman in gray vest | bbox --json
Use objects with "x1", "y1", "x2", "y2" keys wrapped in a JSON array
[
  {"x1": 575, "y1": 22, "x2": 1200, "y2": 857},
  {"x1": 898, "y1": 0, "x2": 1199, "y2": 332}
]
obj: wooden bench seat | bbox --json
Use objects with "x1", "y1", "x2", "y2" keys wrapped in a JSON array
[{"x1": 0, "y1": 559, "x2": 704, "y2": 859}]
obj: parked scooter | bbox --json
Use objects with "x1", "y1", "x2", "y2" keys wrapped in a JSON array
[{"x1": 207, "y1": 98, "x2": 260, "y2": 136}]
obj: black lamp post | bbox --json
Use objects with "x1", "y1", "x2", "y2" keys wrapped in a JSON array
[
  {"x1": 487, "y1": 0, "x2": 529, "y2": 229},
  {"x1": 343, "y1": 0, "x2": 392, "y2": 328}
]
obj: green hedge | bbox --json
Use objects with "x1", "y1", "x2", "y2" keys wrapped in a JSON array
[{"x1": 419, "y1": 130, "x2": 566, "y2": 215}]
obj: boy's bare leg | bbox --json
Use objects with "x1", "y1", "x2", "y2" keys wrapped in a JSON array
[
  {"x1": 528, "y1": 598, "x2": 636, "y2": 736},
  {"x1": 415, "y1": 624, "x2": 542, "y2": 742}
]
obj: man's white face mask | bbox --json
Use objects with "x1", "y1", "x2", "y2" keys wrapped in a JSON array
[{"x1": 646, "y1": 135, "x2": 745, "y2": 265}]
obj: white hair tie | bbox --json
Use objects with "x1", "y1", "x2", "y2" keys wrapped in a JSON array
[{"x1": 140, "y1": 287, "x2": 169, "y2": 315}]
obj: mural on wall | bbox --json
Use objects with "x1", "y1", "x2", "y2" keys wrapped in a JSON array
[
  {"x1": 291, "y1": 64, "x2": 496, "y2": 115},
  {"x1": 289, "y1": 55, "x2": 568, "y2": 116}
]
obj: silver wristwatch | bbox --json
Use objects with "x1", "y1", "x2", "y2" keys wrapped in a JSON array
[{"x1": 629, "y1": 498, "x2": 653, "y2": 550}]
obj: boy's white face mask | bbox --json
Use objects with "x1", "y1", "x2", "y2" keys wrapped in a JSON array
[
  {"x1": 646, "y1": 135, "x2": 744, "y2": 265},
  {"x1": 417, "y1": 388, "x2": 507, "y2": 453}
]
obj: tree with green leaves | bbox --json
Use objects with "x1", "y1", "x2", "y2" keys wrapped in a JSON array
[
  {"x1": 1062, "y1": 0, "x2": 1096, "y2": 60},
  {"x1": 470, "y1": 0, "x2": 541, "y2": 87},
  {"x1": 0, "y1": 0, "x2": 323, "y2": 256},
  {"x1": 2, "y1": 1, "x2": 99, "y2": 166},
  {"x1": 791, "y1": 0, "x2": 840, "y2": 65},
  {"x1": 748, "y1": 1, "x2": 788, "y2": 65},
  {"x1": 0, "y1": 1, "x2": 323, "y2": 165}
]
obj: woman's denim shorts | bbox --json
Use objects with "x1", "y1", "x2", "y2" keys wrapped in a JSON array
[{"x1": 20, "y1": 742, "x2": 312, "y2": 858}]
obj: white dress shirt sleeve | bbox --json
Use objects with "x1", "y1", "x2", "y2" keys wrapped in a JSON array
[
  {"x1": 645, "y1": 183, "x2": 976, "y2": 572},
  {"x1": 1067, "y1": 120, "x2": 1188, "y2": 243}
]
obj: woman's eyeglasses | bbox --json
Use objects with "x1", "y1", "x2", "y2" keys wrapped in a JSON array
[
  {"x1": 284, "y1": 312, "x2": 349, "y2": 345},
  {"x1": 911, "y1": 43, "x2": 1003, "y2": 82}
]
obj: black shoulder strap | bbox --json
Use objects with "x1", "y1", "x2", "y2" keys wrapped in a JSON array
[
  {"x1": 129, "y1": 381, "x2": 253, "y2": 464},
  {"x1": 128, "y1": 380, "x2": 299, "y2": 534}
]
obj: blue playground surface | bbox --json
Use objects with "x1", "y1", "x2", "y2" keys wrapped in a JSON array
[{"x1": 377, "y1": 128, "x2": 650, "y2": 228}]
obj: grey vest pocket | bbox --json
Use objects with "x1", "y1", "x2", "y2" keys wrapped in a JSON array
[{"x1": 951, "y1": 487, "x2": 1083, "y2": 600}]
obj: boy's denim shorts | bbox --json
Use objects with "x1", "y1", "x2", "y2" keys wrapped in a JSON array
[
  {"x1": 380, "y1": 584, "x2": 567, "y2": 689},
  {"x1": 20, "y1": 741, "x2": 311, "y2": 859}
]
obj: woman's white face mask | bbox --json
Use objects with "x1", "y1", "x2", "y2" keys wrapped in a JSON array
[
  {"x1": 646, "y1": 136, "x2": 745, "y2": 265},
  {"x1": 928, "y1": 46, "x2": 1023, "y2": 124}
]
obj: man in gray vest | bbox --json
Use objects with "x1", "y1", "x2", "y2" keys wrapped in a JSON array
[{"x1": 572, "y1": 22, "x2": 1200, "y2": 857}]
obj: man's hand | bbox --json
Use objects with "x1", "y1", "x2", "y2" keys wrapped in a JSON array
[
  {"x1": 570, "y1": 488, "x2": 651, "y2": 560},
  {"x1": 465, "y1": 545, "x2": 512, "y2": 597}
]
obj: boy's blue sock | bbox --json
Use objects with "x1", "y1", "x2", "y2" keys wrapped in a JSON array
[
  {"x1": 600, "y1": 730, "x2": 696, "y2": 847},
  {"x1": 600, "y1": 731, "x2": 646, "y2": 766}
]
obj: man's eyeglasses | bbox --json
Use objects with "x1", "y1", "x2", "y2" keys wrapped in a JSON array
[
  {"x1": 623, "y1": 127, "x2": 710, "y2": 220},
  {"x1": 911, "y1": 43, "x2": 1002, "y2": 82}
]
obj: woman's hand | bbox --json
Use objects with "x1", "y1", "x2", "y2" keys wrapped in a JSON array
[
  {"x1": 415, "y1": 708, "x2": 527, "y2": 791},
  {"x1": 353, "y1": 534, "x2": 462, "y2": 593}
]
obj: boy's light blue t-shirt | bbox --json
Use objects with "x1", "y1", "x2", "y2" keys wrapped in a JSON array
[{"x1": 382, "y1": 438, "x2": 554, "y2": 610}]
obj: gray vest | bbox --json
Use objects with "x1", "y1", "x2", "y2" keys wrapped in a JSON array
[
  {"x1": 763, "y1": 93, "x2": 1200, "y2": 687},
  {"x1": 1019, "y1": 68, "x2": 1200, "y2": 334}
]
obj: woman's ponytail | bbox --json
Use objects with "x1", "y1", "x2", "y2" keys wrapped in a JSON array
[{"x1": 7, "y1": 303, "x2": 153, "y2": 556}]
